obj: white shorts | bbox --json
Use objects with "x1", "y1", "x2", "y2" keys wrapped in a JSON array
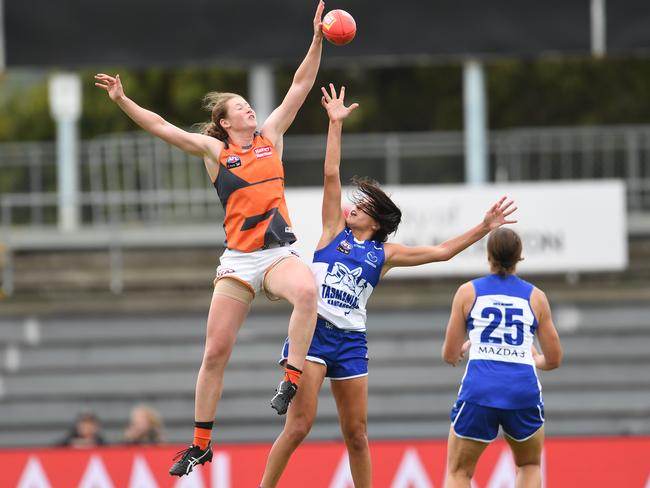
[{"x1": 215, "y1": 245, "x2": 301, "y2": 297}]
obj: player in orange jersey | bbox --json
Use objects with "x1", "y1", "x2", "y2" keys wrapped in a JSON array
[{"x1": 95, "y1": 1, "x2": 326, "y2": 477}]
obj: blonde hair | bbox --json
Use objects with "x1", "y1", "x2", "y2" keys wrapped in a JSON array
[{"x1": 198, "y1": 92, "x2": 240, "y2": 141}]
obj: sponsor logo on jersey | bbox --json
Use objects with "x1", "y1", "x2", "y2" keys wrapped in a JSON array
[
  {"x1": 365, "y1": 251, "x2": 378, "y2": 268},
  {"x1": 254, "y1": 146, "x2": 273, "y2": 159},
  {"x1": 478, "y1": 345, "x2": 526, "y2": 359},
  {"x1": 226, "y1": 155, "x2": 241, "y2": 169},
  {"x1": 336, "y1": 240, "x2": 352, "y2": 255}
]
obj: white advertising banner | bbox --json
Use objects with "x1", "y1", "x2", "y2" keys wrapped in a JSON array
[{"x1": 285, "y1": 180, "x2": 627, "y2": 277}]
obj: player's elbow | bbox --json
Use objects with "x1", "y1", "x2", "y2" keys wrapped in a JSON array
[
  {"x1": 442, "y1": 356, "x2": 457, "y2": 366},
  {"x1": 421, "y1": 246, "x2": 451, "y2": 264},
  {"x1": 289, "y1": 77, "x2": 309, "y2": 97},
  {"x1": 544, "y1": 347, "x2": 563, "y2": 370},
  {"x1": 435, "y1": 246, "x2": 453, "y2": 262},
  {"x1": 441, "y1": 344, "x2": 457, "y2": 366},
  {"x1": 323, "y1": 168, "x2": 340, "y2": 179}
]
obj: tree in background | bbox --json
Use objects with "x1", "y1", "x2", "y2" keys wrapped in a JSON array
[{"x1": 2, "y1": 57, "x2": 650, "y2": 141}]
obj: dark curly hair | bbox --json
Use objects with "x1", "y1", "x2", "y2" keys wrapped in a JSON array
[{"x1": 350, "y1": 177, "x2": 402, "y2": 242}]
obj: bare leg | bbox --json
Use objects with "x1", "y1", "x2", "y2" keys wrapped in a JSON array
[
  {"x1": 260, "y1": 361, "x2": 327, "y2": 488},
  {"x1": 264, "y1": 257, "x2": 317, "y2": 371},
  {"x1": 330, "y1": 376, "x2": 371, "y2": 488},
  {"x1": 505, "y1": 427, "x2": 544, "y2": 488},
  {"x1": 194, "y1": 290, "x2": 250, "y2": 422},
  {"x1": 444, "y1": 426, "x2": 489, "y2": 488}
]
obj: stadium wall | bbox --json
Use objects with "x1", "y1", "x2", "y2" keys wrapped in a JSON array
[{"x1": 1, "y1": 437, "x2": 648, "y2": 487}]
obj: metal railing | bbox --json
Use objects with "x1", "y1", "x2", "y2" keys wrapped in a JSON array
[
  {"x1": 491, "y1": 125, "x2": 650, "y2": 210},
  {"x1": 2, "y1": 124, "x2": 650, "y2": 295},
  {"x1": 2, "y1": 125, "x2": 650, "y2": 228}
]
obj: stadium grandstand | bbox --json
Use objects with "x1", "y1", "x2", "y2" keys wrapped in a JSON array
[{"x1": 1, "y1": 0, "x2": 649, "y2": 486}]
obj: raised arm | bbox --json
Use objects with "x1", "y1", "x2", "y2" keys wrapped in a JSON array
[
  {"x1": 442, "y1": 282, "x2": 474, "y2": 366},
  {"x1": 316, "y1": 84, "x2": 359, "y2": 249},
  {"x1": 383, "y1": 196, "x2": 517, "y2": 272},
  {"x1": 261, "y1": 1, "x2": 325, "y2": 145},
  {"x1": 530, "y1": 288, "x2": 563, "y2": 370},
  {"x1": 94, "y1": 74, "x2": 221, "y2": 159}
]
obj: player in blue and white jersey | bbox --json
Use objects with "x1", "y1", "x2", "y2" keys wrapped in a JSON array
[
  {"x1": 442, "y1": 228, "x2": 562, "y2": 488},
  {"x1": 259, "y1": 85, "x2": 517, "y2": 488}
]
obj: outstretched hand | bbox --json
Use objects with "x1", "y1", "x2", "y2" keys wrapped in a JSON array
[
  {"x1": 313, "y1": 0, "x2": 325, "y2": 39},
  {"x1": 321, "y1": 83, "x2": 359, "y2": 122},
  {"x1": 94, "y1": 73, "x2": 125, "y2": 102},
  {"x1": 483, "y1": 196, "x2": 517, "y2": 230}
]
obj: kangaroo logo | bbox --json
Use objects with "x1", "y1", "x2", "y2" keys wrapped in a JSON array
[{"x1": 324, "y1": 262, "x2": 366, "y2": 295}]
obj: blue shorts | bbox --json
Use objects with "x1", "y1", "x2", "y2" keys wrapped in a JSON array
[
  {"x1": 450, "y1": 400, "x2": 545, "y2": 442},
  {"x1": 280, "y1": 317, "x2": 368, "y2": 380}
]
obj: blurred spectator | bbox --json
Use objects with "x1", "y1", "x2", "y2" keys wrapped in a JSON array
[
  {"x1": 122, "y1": 403, "x2": 164, "y2": 445},
  {"x1": 58, "y1": 411, "x2": 107, "y2": 448}
]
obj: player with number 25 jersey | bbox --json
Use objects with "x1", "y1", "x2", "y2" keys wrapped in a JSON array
[{"x1": 442, "y1": 228, "x2": 563, "y2": 488}]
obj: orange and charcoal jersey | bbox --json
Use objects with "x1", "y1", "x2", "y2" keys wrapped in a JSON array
[{"x1": 214, "y1": 133, "x2": 297, "y2": 252}]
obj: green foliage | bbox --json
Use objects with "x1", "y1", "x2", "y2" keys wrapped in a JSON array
[
  {"x1": 290, "y1": 65, "x2": 463, "y2": 133},
  {"x1": 488, "y1": 57, "x2": 650, "y2": 128},
  {"x1": 3, "y1": 56, "x2": 650, "y2": 144},
  {"x1": 0, "y1": 74, "x2": 54, "y2": 141},
  {"x1": 80, "y1": 67, "x2": 248, "y2": 138}
]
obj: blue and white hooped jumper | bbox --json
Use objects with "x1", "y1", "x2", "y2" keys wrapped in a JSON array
[
  {"x1": 451, "y1": 274, "x2": 545, "y2": 442},
  {"x1": 281, "y1": 228, "x2": 384, "y2": 379}
]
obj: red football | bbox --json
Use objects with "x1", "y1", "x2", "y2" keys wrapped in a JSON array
[{"x1": 322, "y1": 9, "x2": 356, "y2": 46}]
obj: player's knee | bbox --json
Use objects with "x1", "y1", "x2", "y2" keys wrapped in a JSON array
[
  {"x1": 447, "y1": 454, "x2": 476, "y2": 479},
  {"x1": 293, "y1": 281, "x2": 317, "y2": 311},
  {"x1": 447, "y1": 465, "x2": 474, "y2": 480},
  {"x1": 343, "y1": 429, "x2": 368, "y2": 453},
  {"x1": 201, "y1": 341, "x2": 233, "y2": 371},
  {"x1": 284, "y1": 419, "x2": 313, "y2": 446},
  {"x1": 515, "y1": 459, "x2": 541, "y2": 469}
]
